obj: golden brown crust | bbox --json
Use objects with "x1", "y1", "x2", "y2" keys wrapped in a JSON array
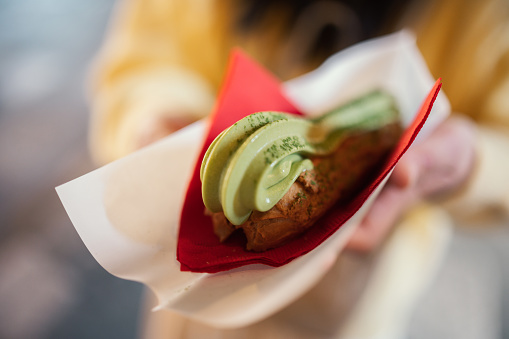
[{"x1": 209, "y1": 122, "x2": 403, "y2": 251}]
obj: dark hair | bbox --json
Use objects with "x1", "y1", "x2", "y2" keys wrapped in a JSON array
[
  {"x1": 237, "y1": 0, "x2": 412, "y2": 58},
  {"x1": 239, "y1": 0, "x2": 411, "y2": 35},
  {"x1": 235, "y1": 0, "x2": 413, "y2": 70}
]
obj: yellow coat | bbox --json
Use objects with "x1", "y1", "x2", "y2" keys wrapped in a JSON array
[
  {"x1": 89, "y1": 0, "x2": 509, "y2": 213},
  {"x1": 89, "y1": 0, "x2": 509, "y2": 337}
]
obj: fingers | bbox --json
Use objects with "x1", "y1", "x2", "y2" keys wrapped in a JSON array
[
  {"x1": 346, "y1": 184, "x2": 417, "y2": 252},
  {"x1": 346, "y1": 114, "x2": 476, "y2": 253},
  {"x1": 402, "y1": 115, "x2": 476, "y2": 197},
  {"x1": 389, "y1": 155, "x2": 419, "y2": 188}
]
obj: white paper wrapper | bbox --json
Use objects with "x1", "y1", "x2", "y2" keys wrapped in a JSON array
[{"x1": 56, "y1": 31, "x2": 450, "y2": 329}]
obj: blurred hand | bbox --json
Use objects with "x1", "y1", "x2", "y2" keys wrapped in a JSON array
[
  {"x1": 346, "y1": 115, "x2": 477, "y2": 252},
  {"x1": 137, "y1": 114, "x2": 197, "y2": 149}
]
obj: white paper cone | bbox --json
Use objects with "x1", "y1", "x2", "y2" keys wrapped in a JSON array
[{"x1": 56, "y1": 30, "x2": 450, "y2": 328}]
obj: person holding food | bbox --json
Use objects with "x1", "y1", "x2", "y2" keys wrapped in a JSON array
[{"x1": 88, "y1": 0, "x2": 509, "y2": 337}]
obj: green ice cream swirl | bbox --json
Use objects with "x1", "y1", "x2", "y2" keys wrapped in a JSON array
[{"x1": 200, "y1": 90, "x2": 399, "y2": 226}]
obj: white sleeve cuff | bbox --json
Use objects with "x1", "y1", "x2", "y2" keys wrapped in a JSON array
[{"x1": 443, "y1": 125, "x2": 509, "y2": 215}]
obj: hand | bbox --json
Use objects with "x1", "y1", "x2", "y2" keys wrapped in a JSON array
[
  {"x1": 346, "y1": 115, "x2": 477, "y2": 252},
  {"x1": 137, "y1": 114, "x2": 197, "y2": 149}
]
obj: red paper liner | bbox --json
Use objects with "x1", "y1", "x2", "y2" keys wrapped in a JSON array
[{"x1": 177, "y1": 49, "x2": 441, "y2": 273}]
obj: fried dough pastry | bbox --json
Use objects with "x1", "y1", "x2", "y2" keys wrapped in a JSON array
[{"x1": 208, "y1": 122, "x2": 402, "y2": 251}]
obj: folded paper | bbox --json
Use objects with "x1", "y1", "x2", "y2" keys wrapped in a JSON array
[
  {"x1": 56, "y1": 31, "x2": 450, "y2": 328},
  {"x1": 178, "y1": 49, "x2": 442, "y2": 273}
]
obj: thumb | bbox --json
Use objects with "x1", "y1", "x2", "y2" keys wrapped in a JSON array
[{"x1": 390, "y1": 153, "x2": 420, "y2": 189}]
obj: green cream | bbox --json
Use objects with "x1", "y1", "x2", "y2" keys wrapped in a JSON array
[{"x1": 200, "y1": 90, "x2": 399, "y2": 225}]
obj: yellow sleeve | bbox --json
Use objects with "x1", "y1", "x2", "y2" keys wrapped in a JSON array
[
  {"x1": 88, "y1": 0, "x2": 230, "y2": 164},
  {"x1": 410, "y1": 0, "x2": 509, "y2": 215}
]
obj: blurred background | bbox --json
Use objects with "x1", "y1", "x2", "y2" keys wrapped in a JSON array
[
  {"x1": 0, "y1": 1, "x2": 144, "y2": 338},
  {"x1": 1, "y1": 1, "x2": 509, "y2": 339}
]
